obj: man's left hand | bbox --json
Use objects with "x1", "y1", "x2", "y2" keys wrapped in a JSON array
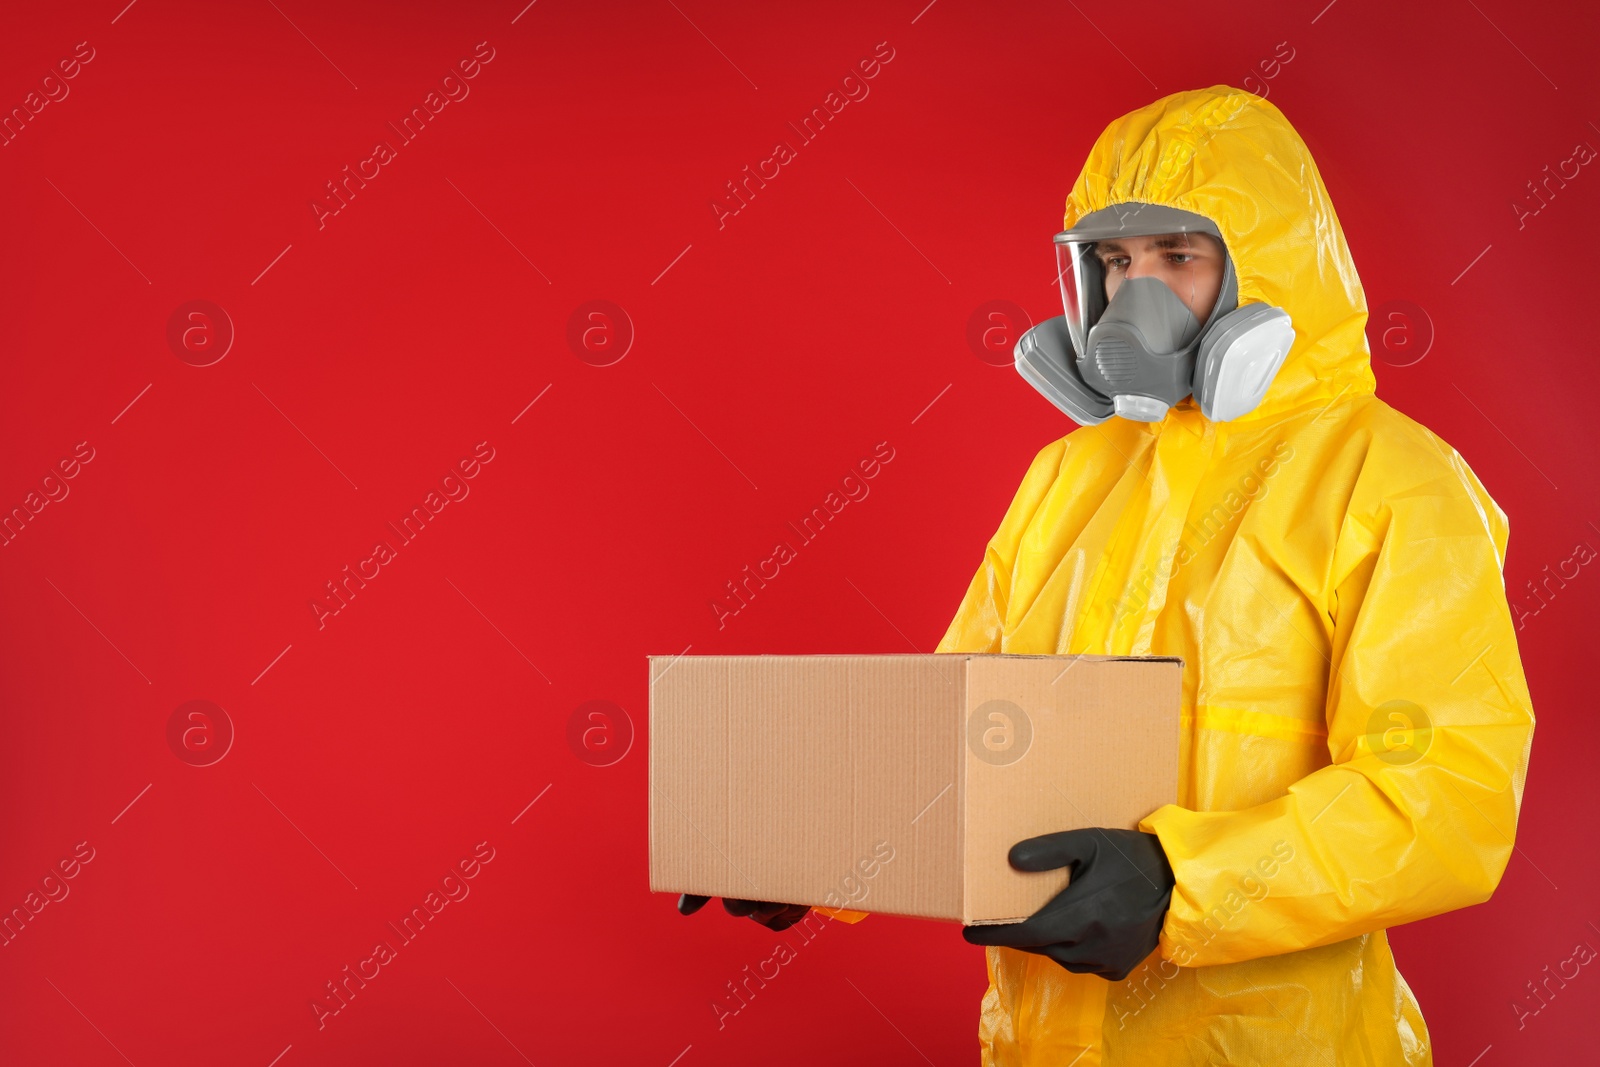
[{"x1": 962, "y1": 828, "x2": 1175, "y2": 981}]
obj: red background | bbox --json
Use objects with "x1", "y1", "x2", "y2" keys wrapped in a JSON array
[{"x1": 2, "y1": 1, "x2": 1596, "y2": 1063}]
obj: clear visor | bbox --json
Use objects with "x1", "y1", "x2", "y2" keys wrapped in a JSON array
[{"x1": 1053, "y1": 229, "x2": 1225, "y2": 351}]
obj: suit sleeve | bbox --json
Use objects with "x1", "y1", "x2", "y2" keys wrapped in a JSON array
[{"x1": 1140, "y1": 435, "x2": 1537, "y2": 967}]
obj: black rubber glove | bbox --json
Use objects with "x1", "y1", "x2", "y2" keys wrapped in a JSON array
[
  {"x1": 677, "y1": 893, "x2": 812, "y2": 932},
  {"x1": 962, "y1": 828, "x2": 1175, "y2": 981}
]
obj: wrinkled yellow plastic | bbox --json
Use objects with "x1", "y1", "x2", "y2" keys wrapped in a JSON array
[
  {"x1": 932, "y1": 86, "x2": 1536, "y2": 1065},
  {"x1": 813, "y1": 906, "x2": 868, "y2": 922}
]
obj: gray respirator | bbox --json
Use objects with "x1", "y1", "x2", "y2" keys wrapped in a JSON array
[{"x1": 1014, "y1": 203, "x2": 1296, "y2": 424}]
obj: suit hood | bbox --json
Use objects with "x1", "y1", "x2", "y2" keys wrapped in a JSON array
[{"x1": 1064, "y1": 86, "x2": 1377, "y2": 423}]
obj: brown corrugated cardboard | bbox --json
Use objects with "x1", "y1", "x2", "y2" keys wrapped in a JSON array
[{"x1": 648, "y1": 653, "x2": 1181, "y2": 925}]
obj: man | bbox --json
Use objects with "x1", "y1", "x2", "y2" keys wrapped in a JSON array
[{"x1": 687, "y1": 86, "x2": 1536, "y2": 1065}]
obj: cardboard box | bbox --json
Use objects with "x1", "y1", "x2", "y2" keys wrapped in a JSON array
[{"x1": 648, "y1": 653, "x2": 1181, "y2": 924}]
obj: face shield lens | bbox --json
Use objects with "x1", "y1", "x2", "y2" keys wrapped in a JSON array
[{"x1": 1053, "y1": 238, "x2": 1093, "y2": 346}]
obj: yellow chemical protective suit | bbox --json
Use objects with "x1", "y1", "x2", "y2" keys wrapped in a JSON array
[{"x1": 933, "y1": 86, "x2": 1536, "y2": 1064}]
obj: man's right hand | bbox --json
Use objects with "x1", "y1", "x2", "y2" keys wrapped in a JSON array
[{"x1": 677, "y1": 894, "x2": 811, "y2": 931}]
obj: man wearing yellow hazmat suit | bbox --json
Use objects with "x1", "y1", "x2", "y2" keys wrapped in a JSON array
[
  {"x1": 943, "y1": 85, "x2": 1537, "y2": 1064},
  {"x1": 684, "y1": 85, "x2": 1535, "y2": 1064}
]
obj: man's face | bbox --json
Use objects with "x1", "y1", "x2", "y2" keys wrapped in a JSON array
[{"x1": 1093, "y1": 232, "x2": 1225, "y2": 325}]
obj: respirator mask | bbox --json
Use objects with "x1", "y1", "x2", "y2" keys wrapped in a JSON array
[{"x1": 1014, "y1": 203, "x2": 1296, "y2": 424}]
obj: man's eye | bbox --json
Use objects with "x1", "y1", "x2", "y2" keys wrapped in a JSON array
[
  {"x1": 1103, "y1": 256, "x2": 1130, "y2": 271},
  {"x1": 1166, "y1": 253, "x2": 1194, "y2": 265}
]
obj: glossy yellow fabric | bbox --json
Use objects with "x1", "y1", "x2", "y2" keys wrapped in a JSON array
[{"x1": 935, "y1": 86, "x2": 1535, "y2": 1065}]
